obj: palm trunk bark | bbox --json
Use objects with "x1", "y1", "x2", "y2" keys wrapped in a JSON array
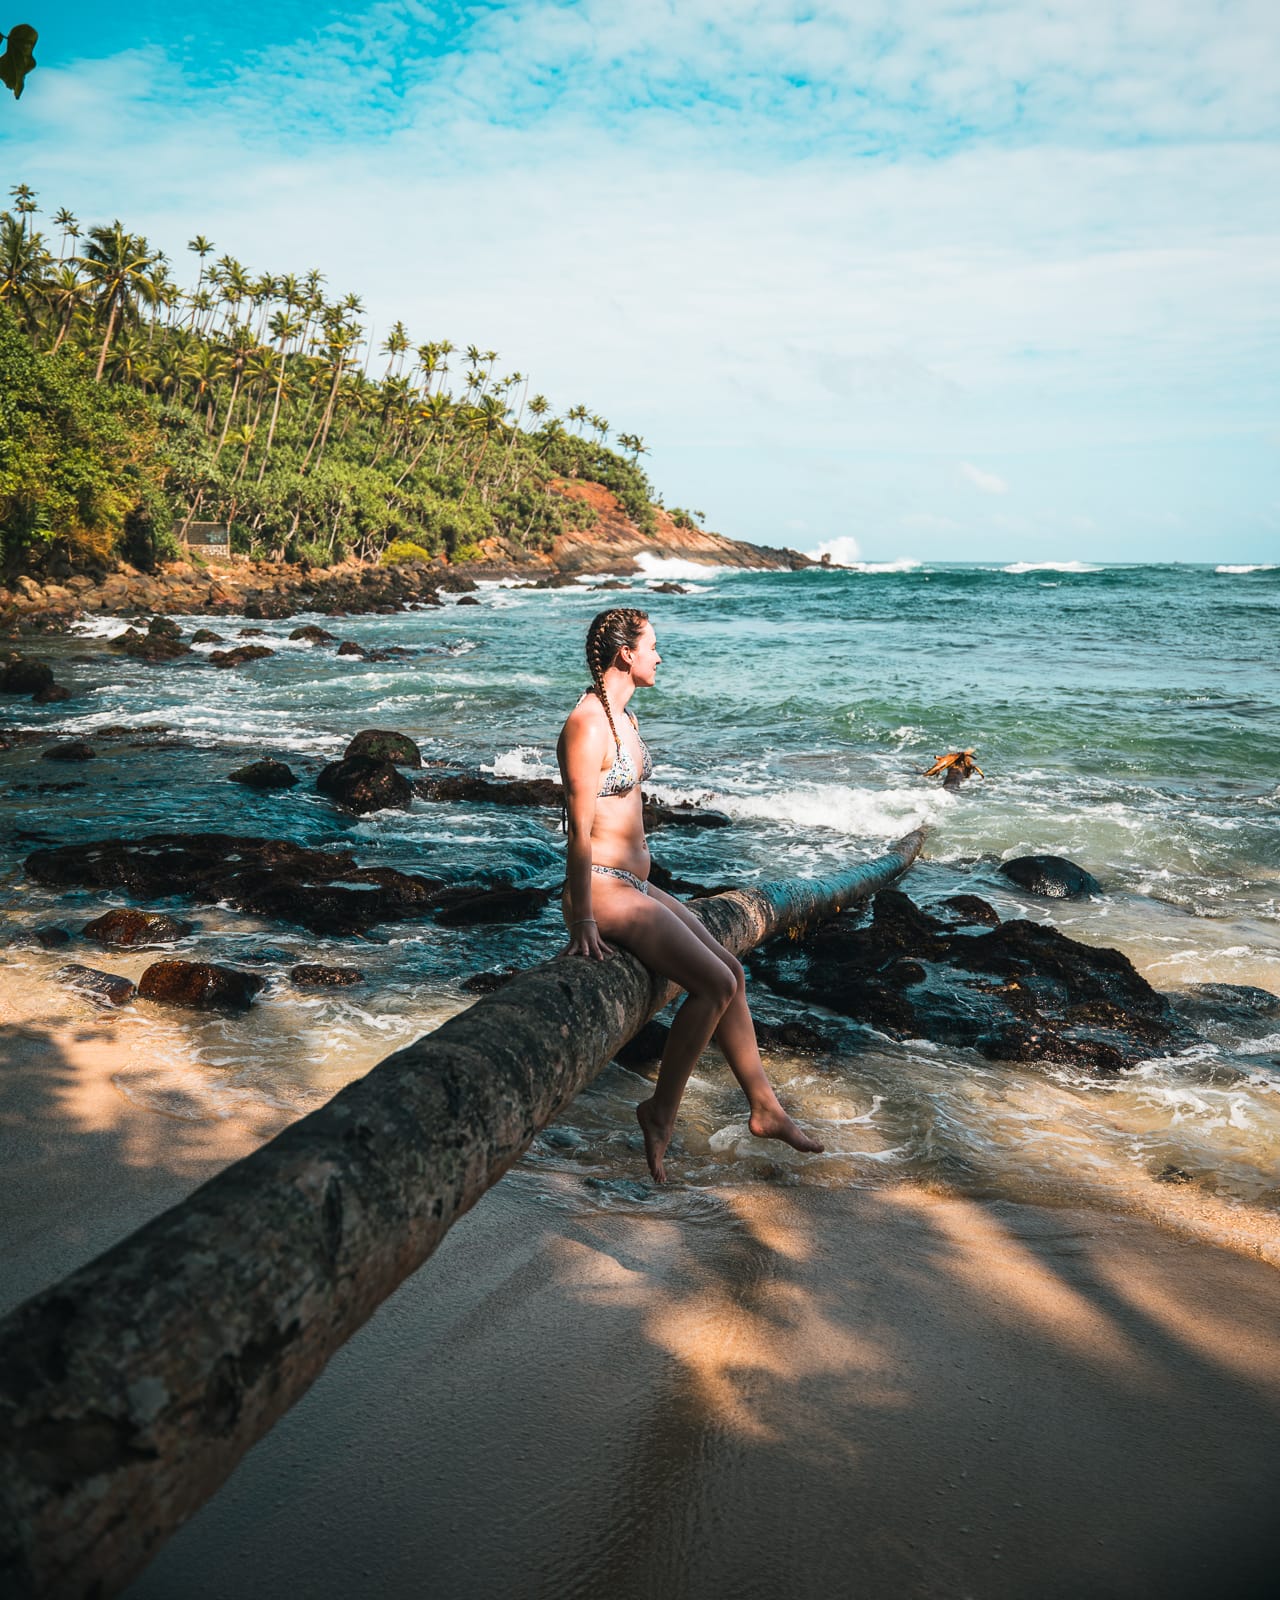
[{"x1": 0, "y1": 832, "x2": 925, "y2": 1599}]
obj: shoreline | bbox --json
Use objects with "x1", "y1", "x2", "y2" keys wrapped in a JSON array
[{"x1": 2, "y1": 1029, "x2": 1278, "y2": 1597}]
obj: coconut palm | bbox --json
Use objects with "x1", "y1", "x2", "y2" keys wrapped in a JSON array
[
  {"x1": 0, "y1": 213, "x2": 49, "y2": 331},
  {"x1": 52, "y1": 207, "x2": 78, "y2": 262},
  {"x1": 77, "y1": 221, "x2": 164, "y2": 380},
  {"x1": 8, "y1": 182, "x2": 37, "y2": 237}
]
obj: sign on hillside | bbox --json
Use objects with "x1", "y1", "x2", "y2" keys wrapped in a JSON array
[{"x1": 177, "y1": 522, "x2": 233, "y2": 556}]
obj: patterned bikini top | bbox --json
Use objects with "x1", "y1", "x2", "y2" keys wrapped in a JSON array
[
  {"x1": 598, "y1": 706, "x2": 654, "y2": 797},
  {"x1": 579, "y1": 691, "x2": 652, "y2": 797}
]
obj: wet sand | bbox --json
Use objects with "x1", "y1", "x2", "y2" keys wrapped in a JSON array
[{"x1": 3, "y1": 999, "x2": 1280, "y2": 1599}]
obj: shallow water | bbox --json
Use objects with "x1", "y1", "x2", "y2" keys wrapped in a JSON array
[{"x1": 2, "y1": 562, "x2": 1278, "y2": 1234}]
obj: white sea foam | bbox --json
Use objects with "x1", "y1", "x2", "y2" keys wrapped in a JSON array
[
  {"x1": 1001, "y1": 561, "x2": 1101, "y2": 574},
  {"x1": 846, "y1": 558, "x2": 923, "y2": 574},
  {"x1": 1215, "y1": 564, "x2": 1277, "y2": 574},
  {"x1": 484, "y1": 746, "x2": 558, "y2": 780},
  {"x1": 806, "y1": 536, "x2": 862, "y2": 567},
  {"x1": 632, "y1": 552, "x2": 743, "y2": 579},
  {"x1": 704, "y1": 782, "x2": 941, "y2": 839}
]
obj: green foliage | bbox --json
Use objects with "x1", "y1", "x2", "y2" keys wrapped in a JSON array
[
  {"x1": 0, "y1": 306, "x2": 170, "y2": 568},
  {"x1": 0, "y1": 188, "x2": 680, "y2": 574},
  {"x1": 667, "y1": 506, "x2": 704, "y2": 531},
  {"x1": 381, "y1": 538, "x2": 434, "y2": 566}
]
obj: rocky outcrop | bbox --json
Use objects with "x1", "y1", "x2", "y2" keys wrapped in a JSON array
[
  {"x1": 25, "y1": 833, "x2": 447, "y2": 936},
  {"x1": 40, "y1": 742, "x2": 95, "y2": 762},
  {"x1": 107, "y1": 619, "x2": 191, "y2": 662},
  {"x1": 138, "y1": 960, "x2": 265, "y2": 1011},
  {"x1": 999, "y1": 854, "x2": 1101, "y2": 899},
  {"x1": 209, "y1": 644, "x2": 275, "y2": 669},
  {"x1": 290, "y1": 964, "x2": 365, "y2": 988},
  {"x1": 228, "y1": 759, "x2": 298, "y2": 790},
  {"x1": 748, "y1": 888, "x2": 1190, "y2": 1074},
  {"x1": 58, "y1": 964, "x2": 137, "y2": 1007},
  {"x1": 416, "y1": 772, "x2": 562, "y2": 808},
  {"x1": 430, "y1": 883, "x2": 556, "y2": 926},
  {"x1": 344, "y1": 729, "x2": 422, "y2": 767},
  {"x1": 316, "y1": 756, "x2": 414, "y2": 814},
  {"x1": 1, "y1": 654, "x2": 55, "y2": 696},
  {"x1": 288, "y1": 624, "x2": 336, "y2": 644},
  {"x1": 82, "y1": 909, "x2": 196, "y2": 947}
]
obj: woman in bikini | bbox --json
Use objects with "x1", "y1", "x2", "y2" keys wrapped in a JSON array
[{"x1": 556, "y1": 606, "x2": 824, "y2": 1183}]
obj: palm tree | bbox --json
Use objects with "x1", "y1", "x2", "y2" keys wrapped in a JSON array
[
  {"x1": 52, "y1": 207, "x2": 78, "y2": 262},
  {"x1": 0, "y1": 213, "x2": 49, "y2": 332},
  {"x1": 8, "y1": 182, "x2": 37, "y2": 237},
  {"x1": 258, "y1": 308, "x2": 304, "y2": 479},
  {"x1": 381, "y1": 320, "x2": 409, "y2": 380},
  {"x1": 567, "y1": 403, "x2": 589, "y2": 434},
  {"x1": 214, "y1": 326, "x2": 258, "y2": 455},
  {"x1": 78, "y1": 221, "x2": 164, "y2": 380},
  {"x1": 45, "y1": 261, "x2": 90, "y2": 352}
]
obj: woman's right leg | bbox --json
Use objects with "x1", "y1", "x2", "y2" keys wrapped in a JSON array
[{"x1": 591, "y1": 881, "x2": 739, "y2": 1181}]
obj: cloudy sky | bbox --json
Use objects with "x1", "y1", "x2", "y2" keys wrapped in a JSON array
[{"x1": 7, "y1": 1, "x2": 1279, "y2": 561}]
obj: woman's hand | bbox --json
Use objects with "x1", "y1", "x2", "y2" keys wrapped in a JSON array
[{"x1": 561, "y1": 918, "x2": 613, "y2": 961}]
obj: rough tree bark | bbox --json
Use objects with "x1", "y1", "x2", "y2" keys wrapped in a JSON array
[{"x1": 0, "y1": 831, "x2": 925, "y2": 1599}]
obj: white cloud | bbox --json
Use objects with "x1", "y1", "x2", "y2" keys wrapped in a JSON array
[{"x1": 960, "y1": 462, "x2": 1010, "y2": 495}]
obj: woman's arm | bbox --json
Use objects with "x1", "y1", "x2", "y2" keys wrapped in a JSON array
[{"x1": 557, "y1": 713, "x2": 613, "y2": 960}]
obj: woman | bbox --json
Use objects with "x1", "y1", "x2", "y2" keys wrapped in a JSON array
[{"x1": 557, "y1": 606, "x2": 824, "y2": 1183}]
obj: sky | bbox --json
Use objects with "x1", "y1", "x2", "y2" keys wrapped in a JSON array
[{"x1": 4, "y1": 1, "x2": 1278, "y2": 563}]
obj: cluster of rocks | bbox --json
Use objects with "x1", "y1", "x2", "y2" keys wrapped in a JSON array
[
  {"x1": 0, "y1": 559, "x2": 477, "y2": 626},
  {"x1": 747, "y1": 884, "x2": 1194, "y2": 1075},
  {"x1": 1, "y1": 650, "x2": 73, "y2": 704}
]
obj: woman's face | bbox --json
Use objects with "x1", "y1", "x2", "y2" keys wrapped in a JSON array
[{"x1": 622, "y1": 622, "x2": 661, "y2": 687}]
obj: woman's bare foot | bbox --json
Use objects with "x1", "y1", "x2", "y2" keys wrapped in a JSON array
[
  {"x1": 636, "y1": 1098, "x2": 675, "y2": 1183},
  {"x1": 749, "y1": 1104, "x2": 825, "y2": 1155}
]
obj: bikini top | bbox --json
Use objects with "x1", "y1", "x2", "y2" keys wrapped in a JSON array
[{"x1": 582, "y1": 691, "x2": 653, "y2": 797}]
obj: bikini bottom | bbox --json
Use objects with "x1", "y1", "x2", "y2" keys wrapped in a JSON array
[{"x1": 590, "y1": 863, "x2": 650, "y2": 895}]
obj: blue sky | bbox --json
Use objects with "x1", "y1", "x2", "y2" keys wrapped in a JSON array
[{"x1": 5, "y1": 1, "x2": 1278, "y2": 561}]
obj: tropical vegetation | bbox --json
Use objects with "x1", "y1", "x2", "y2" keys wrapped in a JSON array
[{"x1": 0, "y1": 183, "x2": 661, "y2": 571}]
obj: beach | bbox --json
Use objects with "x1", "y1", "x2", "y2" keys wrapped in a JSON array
[
  {"x1": 4, "y1": 992, "x2": 1280, "y2": 1598},
  {"x1": 3, "y1": 560, "x2": 1279, "y2": 1593}
]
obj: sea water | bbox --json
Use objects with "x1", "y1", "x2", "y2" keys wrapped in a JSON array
[{"x1": 2, "y1": 561, "x2": 1278, "y2": 1236}]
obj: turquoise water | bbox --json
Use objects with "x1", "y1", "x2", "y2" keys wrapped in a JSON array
[{"x1": 3, "y1": 560, "x2": 1279, "y2": 1230}]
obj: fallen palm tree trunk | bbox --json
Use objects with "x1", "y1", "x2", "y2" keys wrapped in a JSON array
[{"x1": 0, "y1": 828, "x2": 925, "y2": 1599}]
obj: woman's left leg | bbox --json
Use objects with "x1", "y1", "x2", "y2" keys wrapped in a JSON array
[{"x1": 645, "y1": 885, "x2": 823, "y2": 1156}]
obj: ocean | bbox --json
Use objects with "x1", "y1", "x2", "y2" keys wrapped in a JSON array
[{"x1": 3, "y1": 558, "x2": 1279, "y2": 1235}]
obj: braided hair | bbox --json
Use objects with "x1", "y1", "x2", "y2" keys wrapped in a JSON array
[{"x1": 585, "y1": 607, "x2": 650, "y2": 752}]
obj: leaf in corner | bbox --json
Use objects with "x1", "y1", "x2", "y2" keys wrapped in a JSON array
[{"x1": 0, "y1": 24, "x2": 38, "y2": 100}]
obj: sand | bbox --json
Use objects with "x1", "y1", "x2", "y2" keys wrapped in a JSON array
[{"x1": 3, "y1": 996, "x2": 1280, "y2": 1599}]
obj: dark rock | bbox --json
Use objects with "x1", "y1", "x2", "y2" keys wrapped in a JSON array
[
  {"x1": 32, "y1": 682, "x2": 72, "y2": 704},
  {"x1": 932, "y1": 894, "x2": 1001, "y2": 927},
  {"x1": 209, "y1": 645, "x2": 275, "y2": 668},
  {"x1": 415, "y1": 773, "x2": 563, "y2": 809},
  {"x1": 237, "y1": 626, "x2": 269, "y2": 637},
  {"x1": 753, "y1": 1018, "x2": 836, "y2": 1054},
  {"x1": 615, "y1": 1018, "x2": 670, "y2": 1071},
  {"x1": 289, "y1": 624, "x2": 336, "y2": 644},
  {"x1": 228, "y1": 759, "x2": 297, "y2": 790},
  {"x1": 107, "y1": 627, "x2": 191, "y2": 662},
  {"x1": 646, "y1": 861, "x2": 720, "y2": 898},
  {"x1": 650, "y1": 582, "x2": 688, "y2": 595},
  {"x1": 432, "y1": 883, "x2": 555, "y2": 926},
  {"x1": 58, "y1": 964, "x2": 137, "y2": 1007},
  {"x1": 435, "y1": 572, "x2": 479, "y2": 593},
  {"x1": 191, "y1": 628, "x2": 224, "y2": 644},
  {"x1": 336, "y1": 641, "x2": 366, "y2": 657},
  {"x1": 26, "y1": 833, "x2": 446, "y2": 936},
  {"x1": 455, "y1": 594, "x2": 481, "y2": 606},
  {"x1": 40, "y1": 742, "x2": 96, "y2": 762},
  {"x1": 316, "y1": 756, "x2": 414, "y2": 814},
  {"x1": 147, "y1": 616, "x2": 182, "y2": 639},
  {"x1": 83, "y1": 908, "x2": 195, "y2": 947},
  {"x1": 643, "y1": 799, "x2": 732, "y2": 830},
  {"x1": 999, "y1": 854, "x2": 1101, "y2": 899},
  {"x1": 290, "y1": 964, "x2": 365, "y2": 988},
  {"x1": 1, "y1": 656, "x2": 54, "y2": 695},
  {"x1": 138, "y1": 960, "x2": 265, "y2": 1011},
  {"x1": 33, "y1": 925, "x2": 72, "y2": 948},
  {"x1": 594, "y1": 581, "x2": 632, "y2": 591},
  {"x1": 460, "y1": 968, "x2": 521, "y2": 995},
  {"x1": 343, "y1": 728, "x2": 422, "y2": 768},
  {"x1": 748, "y1": 887, "x2": 1189, "y2": 1074}
]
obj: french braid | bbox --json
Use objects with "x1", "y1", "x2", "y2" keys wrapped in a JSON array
[{"x1": 585, "y1": 607, "x2": 650, "y2": 751}]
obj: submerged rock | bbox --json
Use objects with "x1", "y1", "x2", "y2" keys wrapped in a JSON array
[
  {"x1": 344, "y1": 728, "x2": 422, "y2": 767},
  {"x1": 415, "y1": 773, "x2": 562, "y2": 808},
  {"x1": 58, "y1": 964, "x2": 137, "y2": 1007},
  {"x1": 931, "y1": 894, "x2": 1001, "y2": 927},
  {"x1": 107, "y1": 626, "x2": 190, "y2": 663},
  {"x1": 643, "y1": 799, "x2": 731, "y2": 830},
  {"x1": 748, "y1": 888, "x2": 1188, "y2": 1074},
  {"x1": 999, "y1": 854, "x2": 1101, "y2": 899},
  {"x1": 1, "y1": 656, "x2": 55, "y2": 695},
  {"x1": 289, "y1": 624, "x2": 337, "y2": 644},
  {"x1": 33, "y1": 682, "x2": 73, "y2": 704},
  {"x1": 290, "y1": 963, "x2": 365, "y2": 988},
  {"x1": 316, "y1": 755, "x2": 414, "y2": 814},
  {"x1": 82, "y1": 908, "x2": 196, "y2": 947},
  {"x1": 228, "y1": 759, "x2": 298, "y2": 790},
  {"x1": 40, "y1": 742, "x2": 96, "y2": 762},
  {"x1": 33, "y1": 925, "x2": 72, "y2": 949},
  {"x1": 191, "y1": 628, "x2": 224, "y2": 644},
  {"x1": 26, "y1": 833, "x2": 446, "y2": 936},
  {"x1": 431, "y1": 883, "x2": 555, "y2": 926},
  {"x1": 138, "y1": 960, "x2": 265, "y2": 1011},
  {"x1": 209, "y1": 644, "x2": 275, "y2": 669}
]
